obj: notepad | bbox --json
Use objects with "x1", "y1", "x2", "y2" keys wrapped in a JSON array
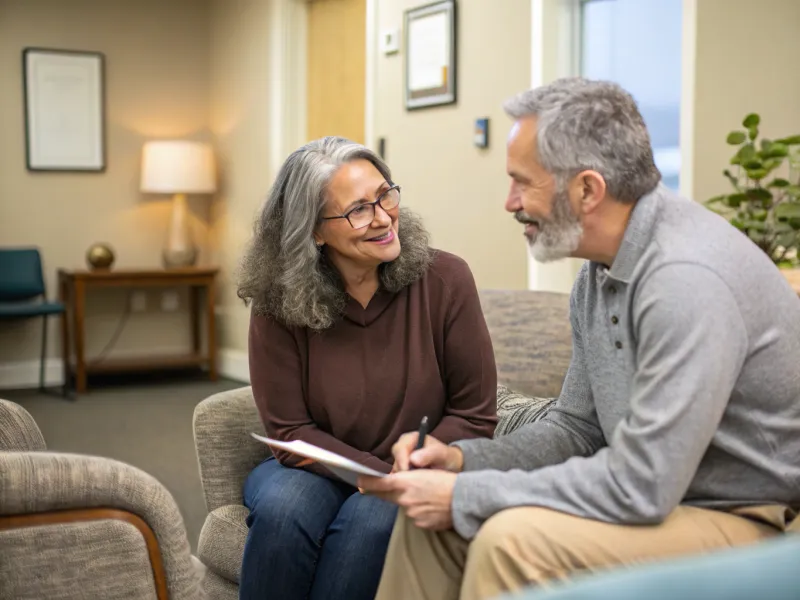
[{"x1": 250, "y1": 433, "x2": 387, "y2": 486}]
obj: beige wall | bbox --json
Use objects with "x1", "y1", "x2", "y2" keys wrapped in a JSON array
[
  {"x1": 372, "y1": 0, "x2": 531, "y2": 290},
  {"x1": 689, "y1": 0, "x2": 800, "y2": 204},
  {"x1": 208, "y1": 0, "x2": 275, "y2": 353},
  {"x1": 0, "y1": 0, "x2": 211, "y2": 370}
]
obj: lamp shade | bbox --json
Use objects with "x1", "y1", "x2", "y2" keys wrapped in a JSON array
[{"x1": 140, "y1": 140, "x2": 217, "y2": 194}]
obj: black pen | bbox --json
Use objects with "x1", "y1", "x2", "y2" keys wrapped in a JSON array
[{"x1": 414, "y1": 416, "x2": 429, "y2": 452}]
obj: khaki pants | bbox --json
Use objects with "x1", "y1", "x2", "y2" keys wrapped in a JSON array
[{"x1": 375, "y1": 505, "x2": 793, "y2": 600}]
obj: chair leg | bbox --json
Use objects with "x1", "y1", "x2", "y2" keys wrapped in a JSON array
[{"x1": 40, "y1": 314, "x2": 48, "y2": 392}]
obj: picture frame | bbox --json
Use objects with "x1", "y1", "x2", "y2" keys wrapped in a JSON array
[
  {"x1": 404, "y1": 0, "x2": 457, "y2": 110},
  {"x1": 22, "y1": 47, "x2": 106, "y2": 172}
]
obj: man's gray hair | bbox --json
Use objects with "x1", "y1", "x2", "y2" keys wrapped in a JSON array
[
  {"x1": 237, "y1": 136, "x2": 432, "y2": 330},
  {"x1": 504, "y1": 77, "x2": 661, "y2": 203}
]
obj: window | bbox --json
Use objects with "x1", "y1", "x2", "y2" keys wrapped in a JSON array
[{"x1": 580, "y1": 0, "x2": 683, "y2": 191}]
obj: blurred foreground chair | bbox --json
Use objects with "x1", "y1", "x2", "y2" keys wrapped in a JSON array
[{"x1": 0, "y1": 399, "x2": 204, "y2": 599}]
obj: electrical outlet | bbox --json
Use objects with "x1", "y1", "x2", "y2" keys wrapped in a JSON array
[
  {"x1": 130, "y1": 291, "x2": 147, "y2": 312},
  {"x1": 161, "y1": 290, "x2": 180, "y2": 312}
]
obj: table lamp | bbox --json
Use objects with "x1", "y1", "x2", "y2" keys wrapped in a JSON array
[{"x1": 140, "y1": 140, "x2": 217, "y2": 268}]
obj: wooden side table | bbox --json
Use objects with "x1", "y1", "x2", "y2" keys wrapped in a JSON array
[{"x1": 58, "y1": 267, "x2": 219, "y2": 393}]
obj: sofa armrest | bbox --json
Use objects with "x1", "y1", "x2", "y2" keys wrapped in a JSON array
[
  {"x1": 193, "y1": 386, "x2": 270, "y2": 513},
  {"x1": 0, "y1": 451, "x2": 202, "y2": 600},
  {"x1": 0, "y1": 399, "x2": 46, "y2": 452}
]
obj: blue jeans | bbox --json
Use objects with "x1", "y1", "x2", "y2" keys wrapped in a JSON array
[{"x1": 239, "y1": 457, "x2": 398, "y2": 600}]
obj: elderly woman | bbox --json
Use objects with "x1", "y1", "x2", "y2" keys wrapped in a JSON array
[{"x1": 236, "y1": 136, "x2": 497, "y2": 600}]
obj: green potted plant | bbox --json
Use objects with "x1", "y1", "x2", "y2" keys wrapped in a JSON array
[{"x1": 705, "y1": 114, "x2": 800, "y2": 267}]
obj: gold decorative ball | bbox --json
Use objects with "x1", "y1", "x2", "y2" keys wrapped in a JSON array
[{"x1": 86, "y1": 243, "x2": 115, "y2": 271}]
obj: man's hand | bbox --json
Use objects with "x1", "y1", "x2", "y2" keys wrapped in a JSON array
[
  {"x1": 358, "y1": 470, "x2": 457, "y2": 530},
  {"x1": 391, "y1": 432, "x2": 465, "y2": 472}
]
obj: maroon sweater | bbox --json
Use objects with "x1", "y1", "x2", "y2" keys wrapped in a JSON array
[{"x1": 249, "y1": 250, "x2": 498, "y2": 477}]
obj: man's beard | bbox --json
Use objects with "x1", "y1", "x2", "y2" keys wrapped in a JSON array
[{"x1": 515, "y1": 188, "x2": 583, "y2": 263}]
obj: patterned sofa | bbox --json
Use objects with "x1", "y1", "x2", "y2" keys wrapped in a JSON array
[{"x1": 192, "y1": 289, "x2": 573, "y2": 599}]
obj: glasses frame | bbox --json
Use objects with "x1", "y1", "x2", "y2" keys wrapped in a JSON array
[{"x1": 321, "y1": 184, "x2": 402, "y2": 229}]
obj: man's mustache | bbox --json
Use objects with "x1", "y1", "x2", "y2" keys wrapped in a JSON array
[{"x1": 514, "y1": 211, "x2": 538, "y2": 225}]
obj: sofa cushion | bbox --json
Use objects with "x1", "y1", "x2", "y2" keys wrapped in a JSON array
[
  {"x1": 479, "y1": 289, "x2": 572, "y2": 398},
  {"x1": 197, "y1": 504, "x2": 249, "y2": 584},
  {"x1": 495, "y1": 385, "x2": 556, "y2": 437}
]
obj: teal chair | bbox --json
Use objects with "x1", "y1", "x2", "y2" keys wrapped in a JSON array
[{"x1": 0, "y1": 248, "x2": 70, "y2": 397}]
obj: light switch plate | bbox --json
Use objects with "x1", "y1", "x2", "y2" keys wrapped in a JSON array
[{"x1": 380, "y1": 28, "x2": 400, "y2": 55}]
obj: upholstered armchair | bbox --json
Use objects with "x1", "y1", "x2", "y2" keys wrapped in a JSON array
[{"x1": 0, "y1": 399, "x2": 204, "y2": 600}]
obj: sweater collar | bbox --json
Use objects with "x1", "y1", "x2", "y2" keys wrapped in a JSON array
[{"x1": 606, "y1": 184, "x2": 665, "y2": 283}]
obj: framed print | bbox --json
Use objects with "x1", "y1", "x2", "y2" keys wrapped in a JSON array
[
  {"x1": 23, "y1": 48, "x2": 106, "y2": 172},
  {"x1": 404, "y1": 0, "x2": 457, "y2": 110}
]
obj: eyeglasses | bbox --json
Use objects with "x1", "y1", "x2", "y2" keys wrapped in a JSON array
[{"x1": 321, "y1": 184, "x2": 401, "y2": 229}]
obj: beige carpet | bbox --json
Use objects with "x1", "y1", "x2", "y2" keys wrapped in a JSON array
[{"x1": 2, "y1": 372, "x2": 244, "y2": 551}]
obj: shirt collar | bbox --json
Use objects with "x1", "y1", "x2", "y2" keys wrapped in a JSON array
[{"x1": 606, "y1": 184, "x2": 665, "y2": 283}]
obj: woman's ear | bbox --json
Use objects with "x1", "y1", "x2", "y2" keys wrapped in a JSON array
[{"x1": 313, "y1": 230, "x2": 325, "y2": 247}]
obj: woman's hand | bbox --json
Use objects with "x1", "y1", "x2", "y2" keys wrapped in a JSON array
[{"x1": 391, "y1": 432, "x2": 464, "y2": 473}]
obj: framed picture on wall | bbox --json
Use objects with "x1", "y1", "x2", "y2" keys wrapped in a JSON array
[
  {"x1": 22, "y1": 48, "x2": 106, "y2": 172},
  {"x1": 404, "y1": 0, "x2": 457, "y2": 110}
]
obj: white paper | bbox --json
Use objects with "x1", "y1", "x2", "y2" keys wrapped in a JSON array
[
  {"x1": 407, "y1": 11, "x2": 449, "y2": 91},
  {"x1": 250, "y1": 433, "x2": 386, "y2": 486}
]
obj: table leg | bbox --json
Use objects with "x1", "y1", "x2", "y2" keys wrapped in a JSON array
[
  {"x1": 190, "y1": 286, "x2": 200, "y2": 356},
  {"x1": 59, "y1": 275, "x2": 71, "y2": 393},
  {"x1": 205, "y1": 280, "x2": 218, "y2": 381},
  {"x1": 74, "y1": 279, "x2": 87, "y2": 393}
]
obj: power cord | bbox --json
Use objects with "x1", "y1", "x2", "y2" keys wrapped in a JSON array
[{"x1": 87, "y1": 291, "x2": 133, "y2": 366}]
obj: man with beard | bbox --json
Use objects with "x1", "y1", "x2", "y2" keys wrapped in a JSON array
[{"x1": 359, "y1": 77, "x2": 800, "y2": 600}]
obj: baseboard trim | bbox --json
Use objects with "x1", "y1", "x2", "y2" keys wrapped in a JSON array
[
  {"x1": 0, "y1": 358, "x2": 64, "y2": 389},
  {"x1": 0, "y1": 346, "x2": 251, "y2": 390},
  {"x1": 218, "y1": 348, "x2": 250, "y2": 383}
]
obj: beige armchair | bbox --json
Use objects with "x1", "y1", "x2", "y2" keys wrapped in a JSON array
[{"x1": 0, "y1": 399, "x2": 204, "y2": 600}]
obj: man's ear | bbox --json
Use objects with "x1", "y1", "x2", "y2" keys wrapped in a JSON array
[{"x1": 577, "y1": 170, "x2": 606, "y2": 214}]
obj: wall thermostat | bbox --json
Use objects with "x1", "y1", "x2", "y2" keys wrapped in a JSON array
[{"x1": 474, "y1": 118, "x2": 489, "y2": 148}]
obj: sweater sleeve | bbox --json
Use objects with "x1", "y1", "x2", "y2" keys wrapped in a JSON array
[
  {"x1": 450, "y1": 263, "x2": 748, "y2": 539},
  {"x1": 452, "y1": 265, "x2": 605, "y2": 470},
  {"x1": 249, "y1": 312, "x2": 392, "y2": 477},
  {"x1": 429, "y1": 257, "x2": 498, "y2": 444}
]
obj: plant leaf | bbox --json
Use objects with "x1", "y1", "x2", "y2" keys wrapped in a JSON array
[
  {"x1": 761, "y1": 143, "x2": 789, "y2": 158},
  {"x1": 763, "y1": 158, "x2": 783, "y2": 172},
  {"x1": 743, "y1": 113, "x2": 760, "y2": 127},
  {"x1": 727, "y1": 131, "x2": 747, "y2": 145},
  {"x1": 748, "y1": 126, "x2": 759, "y2": 141},
  {"x1": 774, "y1": 203, "x2": 800, "y2": 220},
  {"x1": 705, "y1": 195, "x2": 727, "y2": 205},
  {"x1": 745, "y1": 168, "x2": 769, "y2": 180},
  {"x1": 723, "y1": 169, "x2": 740, "y2": 188},
  {"x1": 775, "y1": 135, "x2": 800, "y2": 145},
  {"x1": 725, "y1": 193, "x2": 748, "y2": 208},
  {"x1": 787, "y1": 185, "x2": 800, "y2": 198},
  {"x1": 746, "y1": 188, "x2": 772, "y2": 201},
  {"x1": 744, "y1": 160, "x2": 764, "y2": 169},
  {"x1": 742, "y1": 220, "x2": 768, "y2": 232},
  {"x1": 769, "y1": 178, "x2": 791, "y2": 188}
]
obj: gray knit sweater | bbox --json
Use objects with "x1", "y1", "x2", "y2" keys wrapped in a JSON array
[{"x1": 452, "y1": 184, "x2": 800, "y2": 540}]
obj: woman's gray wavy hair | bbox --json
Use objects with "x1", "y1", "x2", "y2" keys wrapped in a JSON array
[
  {"x1": 237, "y1": 136, "x2": 433, "y2": 330},
  {"x1": 504, "y1": 77, "x2": 661, "y2": 203}
]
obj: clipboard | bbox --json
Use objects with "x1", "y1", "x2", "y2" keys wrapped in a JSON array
[{"x1": 250, "y1": 433, "x2": 387, "y2": 486}]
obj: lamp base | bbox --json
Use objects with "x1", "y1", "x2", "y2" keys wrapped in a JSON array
[
  {"x1": 162, "y1": 193, "x2": 198, "y2": 269},
  {"x1": 162, "y1": 247, "x2": 198, "y2": 269}
]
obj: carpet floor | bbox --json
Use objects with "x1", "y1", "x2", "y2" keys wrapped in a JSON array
[{"x1": 2, "y1": 371, "x2": 244, "y2": 551}]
